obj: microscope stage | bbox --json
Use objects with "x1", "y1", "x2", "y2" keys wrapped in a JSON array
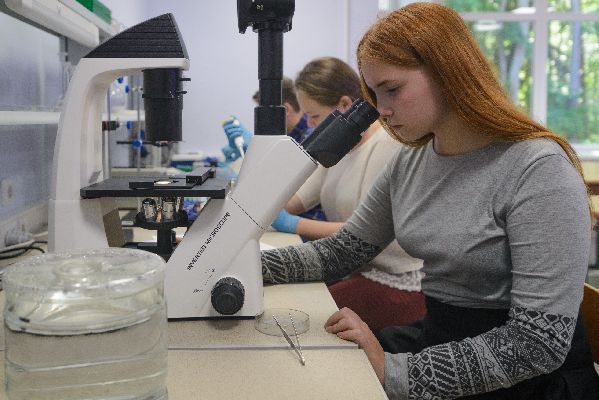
[{"x1": 80, "y1": 168, "x2": 230, "y2": 199}]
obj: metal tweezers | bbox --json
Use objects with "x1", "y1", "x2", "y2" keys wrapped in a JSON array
[{"x1": 273, "y1": 314, "x2": 306, "y2": 366}]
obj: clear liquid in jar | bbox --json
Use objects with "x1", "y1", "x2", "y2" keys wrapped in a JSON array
[{"x1": 5, "y1": 307, "x2": 168, "y2": 400}]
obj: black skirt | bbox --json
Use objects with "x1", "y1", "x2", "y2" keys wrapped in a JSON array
[{"x1": 376, "y1": 296, "x2": 599, "y2": 400}]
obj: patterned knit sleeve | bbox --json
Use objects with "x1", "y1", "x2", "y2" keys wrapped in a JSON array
[
  {"x1": 384, "y1": 306, "x2": 577, "y2": 399},
  {"x1": 261, "y1": 228, "x2": 382, "y2": 283},
  {"x1": 385, "y1": 153, "x2": 591, "y2": 399}
]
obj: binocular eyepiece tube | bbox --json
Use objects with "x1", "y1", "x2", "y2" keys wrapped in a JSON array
[{"x1": 301, "y1": 98, "x2": 380, "y2": 168}]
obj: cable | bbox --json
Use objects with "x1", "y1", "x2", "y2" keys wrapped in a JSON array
[
  {"x1": 33, "y1": 230, "x2": 48, "y2": 239},
  {"x1": 0, "y1": 244, "x2": 32, "y2": 255},
  {"x1": 0, "y1": 242, "x2": 46, "y2": 260},
  {"x1": 0, "y1": 240, "x2": 34, "y2": 252},
  {"x1": 0, "y1": 249, "x2": 28, "y2": 260},
  {"x1": 0, "y1": 240, "x2": 47, "y2": 254},
  {"x1": 0, "y1": 231, "x2": 48, "y2": 254}
]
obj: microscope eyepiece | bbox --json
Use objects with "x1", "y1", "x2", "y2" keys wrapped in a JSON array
[
  {"x1": 302, "y1": 99, "x2": 379, "y2": 168},
  {"x1": 344, "y1": 99, "x2": 380, "y2": 133}
]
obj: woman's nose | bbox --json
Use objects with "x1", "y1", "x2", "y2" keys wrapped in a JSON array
[{"x1": 377, "y1": 104, "x2": 392, "y2": 119}]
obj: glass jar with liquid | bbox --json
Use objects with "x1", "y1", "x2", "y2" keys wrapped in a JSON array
[{"x1": 3, "y1": 248, "x2": 168, "y2": 400}]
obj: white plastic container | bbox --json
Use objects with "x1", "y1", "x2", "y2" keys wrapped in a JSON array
[{"x1": 3, "y1": 248, "x2": 168, "y2": 400}]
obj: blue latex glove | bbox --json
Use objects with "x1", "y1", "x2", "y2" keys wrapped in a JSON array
[
  {"x1": 221, "y1": 144, "x2": 240, "y2": 162},
  {"x1": 271, "y1": 209, "x2": 300, "y2": 234},
  {"x1": 222, "y1": 116, "x2": 252, "y2": 151}
]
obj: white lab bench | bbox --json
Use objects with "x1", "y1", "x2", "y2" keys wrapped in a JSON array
[
  {"x1": 169, "y1": 283, "x2": 358, "y2": 350},
  {"x1": 0, "y1": 231, "x2": 388, "y2": 399}
]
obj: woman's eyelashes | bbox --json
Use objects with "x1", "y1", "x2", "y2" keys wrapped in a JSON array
[
  {"x1": 372, "y1": 85, "x2": 401, "y2": 102},
  {"x1": 385, "y1": 84, "x2": 402, "y2": 95}
]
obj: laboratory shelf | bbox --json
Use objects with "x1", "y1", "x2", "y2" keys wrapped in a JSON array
[
  {"x1": 0, "y1": 111, "x2": 60, "y2": 125},
  {"x1": 60, "y1": 0, "x2": 115, "y2": 37},
  {"x1": 0, "y1": 110, "x2": 144, "y2": 126}
]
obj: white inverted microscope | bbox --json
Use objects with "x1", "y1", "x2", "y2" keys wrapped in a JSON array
[{"x1": 49, "y1": 0, "x2": 379, "y2": 319}]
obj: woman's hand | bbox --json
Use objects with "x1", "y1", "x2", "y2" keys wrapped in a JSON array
[
  {"x1": 325, "y1": 307, "x2": 385, "y2": 384},
  {"x1": 271, "y1": 209, "x2": 300, "y2": 233}
]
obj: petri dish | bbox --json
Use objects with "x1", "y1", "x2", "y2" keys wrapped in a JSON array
[{"x1": 255, "y1": 308, "x2": 310, "y2": 336}]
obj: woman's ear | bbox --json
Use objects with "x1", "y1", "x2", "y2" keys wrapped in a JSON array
[{"x1": 337, "y1": 95, "x2": 353, "y2": 113}]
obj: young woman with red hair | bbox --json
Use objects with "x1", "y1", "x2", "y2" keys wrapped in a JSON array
[{"x1": 262, "y1": 2, "x2": 599, "y2": 398}]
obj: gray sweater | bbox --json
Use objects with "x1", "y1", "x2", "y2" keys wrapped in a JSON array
[{"x1": 262, "y1": 138, "x2": 591, "y2": 399}]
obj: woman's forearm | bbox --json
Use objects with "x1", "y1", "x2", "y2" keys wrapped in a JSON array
[
  {"x1": 284, "y1": 193, "x2": 344, "y2": 239},
  {"x1": 261, "y1": 228, "x2": 382, "y2": 284},
  {"x1": 285, "y1": 195, "x2": 306, "y2": 215},
  {"x1": 296, "y1": 219, "x2": 344, "y2": 240}
]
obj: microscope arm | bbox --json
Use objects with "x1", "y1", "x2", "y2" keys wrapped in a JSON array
[
  {"x1": 164, "y1": 98, "x2": 379, "y2": 318},
  {"x1": 165, "y1": 135, "x2": 315, "y2": 318},
  {"x1": 164, "y1": 1, "x2": 379, "y2": 318}
]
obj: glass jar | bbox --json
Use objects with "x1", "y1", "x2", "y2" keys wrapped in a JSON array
[{"x1": 3, "y1": 248, "x2": 168, "y2": 400}]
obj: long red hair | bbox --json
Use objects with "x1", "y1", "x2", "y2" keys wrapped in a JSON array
[{"x1": 357, "y1": 2, "x2": 590, "y2": 212}]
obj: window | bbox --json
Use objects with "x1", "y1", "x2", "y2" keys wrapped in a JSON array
[
  {"x1": 378, "y1": 0, "x2": 599, "y2": 153},
  {"x1": 547, "y1": 21, "x2": 599, "y2": 144},
  {"x1": 466, "y1": 20, "x2": 534, "y2": 111}
]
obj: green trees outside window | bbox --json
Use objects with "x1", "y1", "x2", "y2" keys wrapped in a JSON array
[
  {"x1": 548, "y1": 21, "x2": 599, "y2": 143},
  {"x1": 382, "y1": 0, "x2": 599, "y2": 145}
]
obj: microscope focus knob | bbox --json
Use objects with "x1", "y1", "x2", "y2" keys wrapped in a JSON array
[{"x1": 211, "y1": 277, "x2": 245, "y2": 315}]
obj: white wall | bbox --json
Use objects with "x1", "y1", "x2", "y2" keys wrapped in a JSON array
[
  {"x1": 102, "y1": 0, "x2": 379, "y2": 156},
  {"x1": 100, "y1": 1, "x2": 149, "y2": 29}
]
